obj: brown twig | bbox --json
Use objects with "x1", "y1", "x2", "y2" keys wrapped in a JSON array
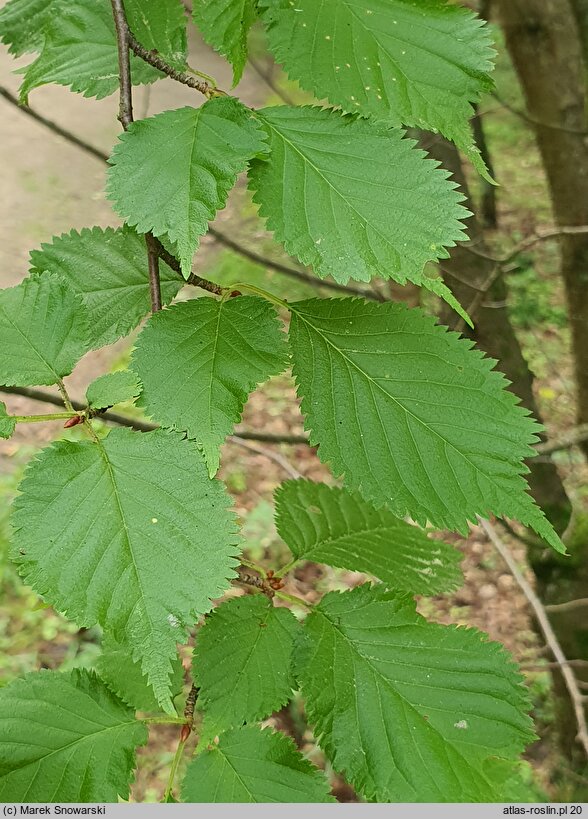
[
  {"x1": 454, "y1": 225, "x2": 588, "y2": 330},
  {"x1": 545, "y1": 598, "x2": 588, "y2": 614},
  {"x1": 184, "y1": 683, "x2": 199, "y2": 725},
  {"x1": 248, "y1": 56, "x2": 296, "y2": 106},
  {"x1": 229, "y1": 436, "x2": 304, "y2": 479},
  {"x1": 111, "y1": 0, "x2": 134, "y2": 129},
  {"x1": 145, "y1": 232, "x2": 163, "y2": 311},
  {"x1": 490, "y1": 90, "x2": 588, "y2": 136},
  {"x1": 464, "y1": 225, "x2": 588, "y2": 266},
  {"x1": 0, "y1": 87, "x2": 108, "y2": 161},
  {"x1": 126, "y1": 30, "x2": 219, "y2": 97},
  {"x1": 0, "y1": 385, "x2": 309, "y2": 445},
  {"x1": 479, "y1": 518, "x2": 588, "y2": 761},
  {"x1": 535, "y1": 423, "x2": 588, "y2": 456},
  {"x1": 453, "y1": 262, "x2": 501, "y2": 334},
  {"x1": 208, "y1": 227, "x2": 382, "y2": 301},
  {"x1": 236, "y1": 566, "x2": 285, "y2": 598},
  {"x1": 149, "y1": 236, "x2": 224, "y2": 295},
  {"x1": 111, "y1": 0, "x2": 162, "y2": 313},
  {"x1": 236, "y1": 567, "x2": 275, "y2": 598}
]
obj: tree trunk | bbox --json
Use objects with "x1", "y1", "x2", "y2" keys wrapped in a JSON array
[
  {"x1": 496, "y1": 0, "x2": 588, "y2": 463},
  {"x1": 570, "y1": 0, "x2": 588, "y2": 62},
  {"x1": 471, "y1": 2, "x2": 588, "y2": 770},
  {"x1": 426, "y1": 135, "x2": 572, "y2": 534},
  {"x1": 473, "y1": 0, "x2": 498, "y2": 229}
]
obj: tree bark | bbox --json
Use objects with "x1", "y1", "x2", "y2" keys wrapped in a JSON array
[
  {"x1": 496, "y1": 0, "x2": 588, "y2": 462},
  {"x1": 471, "y1": 106, "x2": 498, "y2": 229},
  {"x1": 570, "y1": 0, "x2": 588, "y2": 62},
  {"x1": 425, "y1": 135, "x2": 572, "y2": 534}
]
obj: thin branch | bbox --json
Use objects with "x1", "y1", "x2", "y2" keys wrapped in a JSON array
[
  {"x1": 111, "y1": 0, "x2": 134, "y2": 130},
  {"x1": 463, "y1": 225, "x2": 588, "y2": 266},
  {"x1": 0, "y1": 87, "x2": 108, "y2": 162},
  {"x1": 438, "y1": 263, "x2": 489, "y2": 293},
  {"x1": 229, "y1": 430, "x2": 307, "y2": 445},
  {"x1": 452, "y1": 262, "x2": 501, "y2": 334},
  {"x1": 490, "y1": 91, "x2": 588, "y2": 136},
  {"x1": 545, "y1": 598, "x2": 588, "y2": 614},
  {"x1": 207, "y1": 227, "x2": 383, "y2": 301},
  {"x1": 248, "y1": 56, "x2": 296, "y2": 106},
  {"x1": 150, "y1": 236, "x2": 224, "y2": 295},
  {"x1": 535, "y1": 423, "x2": 588, "y2": 456},
  {"x1": 0, "y1": 385, "x2": 309, "y2": 445},
  {"x1": 111, "y1": 0, "x2": 163, "y2": 314},
  {"x1": 479, "y1": 517, "x2": 588, "y2": 760},
  {"x1": 236, "y1": 567, "x2": 276, "y2": 599},
  {"x1": 452, "y1": 225, "x2": 588, "y2": 329},
  {"x1": 126, "y1": 30, "x2": 219, "y2": 97},
  {"x1": 184, "y1": 685, "x2": 198, "y2": 720},
  {"x1": 145, "y1": 232, "x2": 163, "y2": 311},
  {"x1": 229, "y1": 436, "x2": 304, "y2": 479}
]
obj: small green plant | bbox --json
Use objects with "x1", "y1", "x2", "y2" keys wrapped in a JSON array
[{"x1": 0, "y1": 0, "x2": 565, "y2": 803}]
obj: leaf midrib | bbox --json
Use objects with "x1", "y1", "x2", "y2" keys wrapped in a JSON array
[
  {"x1": 0, "y1": 302, "x2": 60, "y2": 382},
  {"x1": 316, "y1": 607, "x2": 518, "y2": 761},
  {"x1": 2, "y1": 717, "x2": 135, "y2": 785},
  {"x1": 292, "y1": 307, "x2": 523, "y2": 507},
  {"x1": 203, "y1": 606, "x2": 270, "y2": 728},
  {"x1": 260, "y1": 114, "x2": 400, "y2": 261},
  {"x1": 93, "y1": 437, "x2": 160, "y2": 692}
]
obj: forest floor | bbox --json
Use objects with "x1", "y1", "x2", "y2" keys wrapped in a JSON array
[{"x1": 0, "y1": 13, "x2": 586, "y2": 803}]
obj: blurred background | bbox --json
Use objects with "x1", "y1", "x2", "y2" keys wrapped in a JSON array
[{"x1": 1, "y1": 0, "x2": 588, "y2": 802}]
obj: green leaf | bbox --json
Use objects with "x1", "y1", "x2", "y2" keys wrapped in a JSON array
[
  {"x1": 29, "y1": 226, "x2": 182, "y2": 350},
  {"x1": 295, "y1": 585, "x2": 535, "y2": 802},
  {"x1": 192, "y1": 0, "x2": 257, "y2": 86},
  {"x1": 0, "y1": 668, "x2": 147, "y2": 802},
  {"x1": 0, "y1": 0, "x2": 62, "y2": 56},
  {"x1": 96, "y1": 634, "x2": 184, "y2": 713},
  {"x1": 0, "y1": 272, "x2": 89, "y2": 387},
  {"x1": 274, "y1": 480, "x2": 462, "y2": 594},
  {"x1": 19, "y1": 0, "x2": 187, "y2": 102},
  {"x1": 181, "y1": 726, "x2": 335, "y2": 802},
  {"x1": 86, "y1": 371, "x2": 141, "y2": 410},
  {"x1": 289, "y1": 298, "x2": 564, "y2": 553},
  {"x1": 132, "y1": 296, "x2": 288, "y2": 476},
  {"x1": 124, "y1": 0, "x2": 187, "y2": 67},
  {"x1": 12, "y1": 428, "x2": 240, "y2": 713},
  {"x1": 259, "y1": 0, "x2": 495, "y2": 174},
  {"x1": 0, "y1": 402, "x2": 16, "y2": 440},
  {"x1": 107, "y1": 99, "x2": 267, "y2": 277},
  {"x1": 193, "y1": 595, "x2": 299, "y2": 741},
  {"x1": 249, "y1": 106, "x2": 470, "y2": 317}
]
